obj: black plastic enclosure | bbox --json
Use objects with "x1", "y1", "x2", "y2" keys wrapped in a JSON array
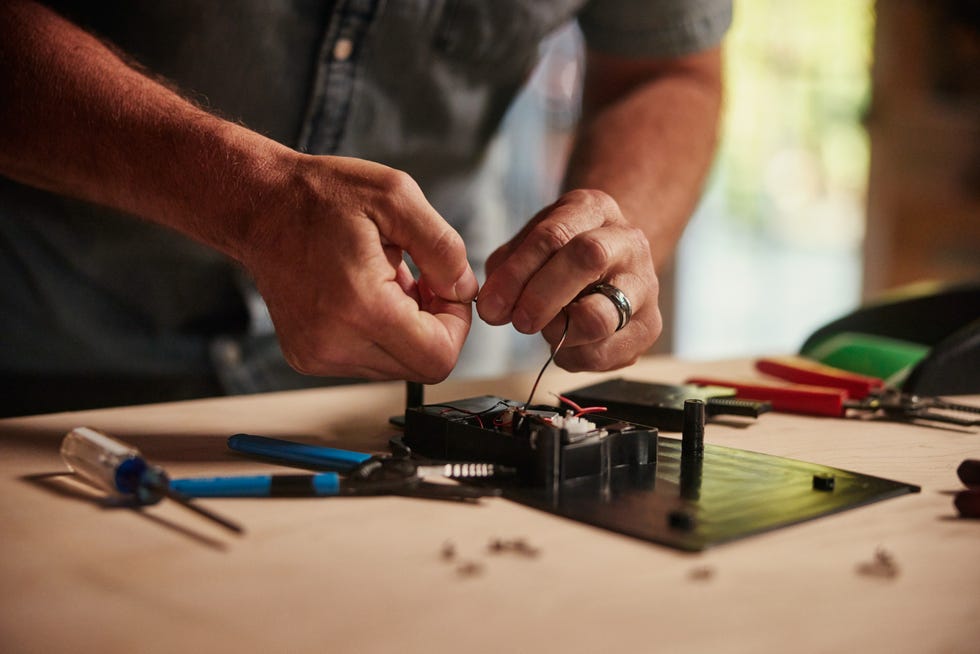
[{"x1": 403, "y1": 395, "x2": 657, "y2": 487}]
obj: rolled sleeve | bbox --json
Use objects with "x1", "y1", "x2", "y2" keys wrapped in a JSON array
[{"x1": 578, "y1": 0, "x2": 733, "y2": 58}]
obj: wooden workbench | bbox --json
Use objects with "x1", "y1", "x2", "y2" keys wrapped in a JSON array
[{"x1": 1, "y1": 357, "x2": 977, "y2": 653}]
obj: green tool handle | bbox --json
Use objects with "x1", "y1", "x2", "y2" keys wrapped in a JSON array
[{"x1": 801, "y1": 331, "x2": 929, "y2": 383}]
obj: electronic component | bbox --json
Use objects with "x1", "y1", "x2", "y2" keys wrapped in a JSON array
[
  {"x1": 396, "y1": 310, "x2": 916, "y2": 550},
  {"x1": 400, "y1": 395, "x2": 920, "y2": 551},
  {"x1": 402, "y1": 396, "x2": 657, "y2": 487},
  {"x1": 562, "y1": 378, "x2": 771, "y2": 431}
]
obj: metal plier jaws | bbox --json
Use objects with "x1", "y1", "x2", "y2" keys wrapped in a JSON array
[{"x1": 844, "y1": 389, "x2": 980, "y2": 427}]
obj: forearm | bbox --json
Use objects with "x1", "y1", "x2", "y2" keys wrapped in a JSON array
[
  {"x1": 0, "y1": 0, "x2": 291, "y2": 261},
  {"x1": 564, "y1": 47, "x2": 723, "y2": 268}
]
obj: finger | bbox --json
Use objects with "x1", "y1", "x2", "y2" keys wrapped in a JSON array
[
  {"x1": 277, "y1": 319, "x2": 424, "y2": 381},
  {"x1": 313, "y1": 356, "x2": 423, "y2": 382},
  {"x1": 483, "y1": 190, "x2": 610, "y2": 272},
  {"x1": 538, "y1": 289, "x2": 628, "y2": 349},
  {"x1": 483, "y1": 242, "x2": 513, "y2": 280},
  {"x1": 370, "y1": 171, "x2": 478, "y2": 303},
  {"x1": 286, "y1": 281, "x2": 471, "y2": 383},
  {"x1": 394, "y1": 260, "x2": 420, "y2": 304},
  {"x1": 478, "y1": 199, "x2": 607, "y2": 326},
  {"x1": 482, "y1": 201, "x2": 555, "y2": 277},
  {"x1": 512, "y1": 223, "x2": 650, "y2": 335},
  {"x1": 372, "y1": 281, "x2": 472, "y2": 383},
  {"x1": 539, "y1": 270, "x2": 652, "y2": 348},
  {"x1": 553, "y1": 307, "x2": 662, "y2": 372},
  {"x1": 269, "y1": 239, "x2": 464, "y2": 381},
  {"x1": 555, "y1": 339, "x2": 640, "y2": 373},
  {"x1": 381, "y1": 242, "x2": 403, "y2": 269},
  {"x1": 564, "y1": 293, "x2": 631, "y2": 345}
]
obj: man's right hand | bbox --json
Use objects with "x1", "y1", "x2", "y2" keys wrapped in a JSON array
[
  {"x1": 238, "y1": 155, "x2": 478, "y2": 383},
  {"x1": 0, "y1": 2, "x2": 477, "y2": 383}
]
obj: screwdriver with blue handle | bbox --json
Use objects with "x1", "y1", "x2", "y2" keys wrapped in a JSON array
[
  {"x1": 170, "y1": 433, "x2": 504, "y2": 500},
  {"x1": 60, "y1": 427, "x2": 243, "y2": 533}
]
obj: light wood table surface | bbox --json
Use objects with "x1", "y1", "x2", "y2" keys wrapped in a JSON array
[{"x1": 1, "y1": 356, "x2": 977, "y2": 653}]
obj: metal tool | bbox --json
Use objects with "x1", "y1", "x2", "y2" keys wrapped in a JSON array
[
  {"x1": 170, "y1": 471, "x2": 490, "y2": 499},
  {"x1": 755, "y1": 355, "x2": 885, "y2": 399},
  {"x1": 60, "y1": 427, "x2": 243, "y2": 533},
  {"x1": 212, "y1": 433, "x2": 504, "y2": 501},
  {"x1": 687, "y1": 355, "x2": 980, "y2": 428},
  {"x1": 851, "y1": 388, "x2": 980, "y2": 427}
]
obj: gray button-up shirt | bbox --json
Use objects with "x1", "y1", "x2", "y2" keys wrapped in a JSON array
[{"x1": 1, "y1": 0, "x2": 731, "y2": 392}]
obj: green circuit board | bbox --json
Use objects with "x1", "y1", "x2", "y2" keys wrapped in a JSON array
[{"x1": 506, "y1": 436, "x2": 919, "y2": 551}]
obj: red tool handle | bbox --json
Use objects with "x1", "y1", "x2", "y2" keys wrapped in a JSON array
[
  {"x1": 755, "y1": 356, "x2": 884, "y2": 399},
  {"x1": 686, "y1": 377, "x2": 847, "y2": 417}
]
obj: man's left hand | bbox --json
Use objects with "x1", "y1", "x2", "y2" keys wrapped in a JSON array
[{"x1": 477, "y1": 189, "x2": 662, "y2": 371}]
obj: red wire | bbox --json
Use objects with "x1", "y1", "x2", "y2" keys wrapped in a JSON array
[
  {"x1": 439, "y1": 406, "x2": 487, "y2": 428},
  {"x1": 556, "y1": 394, "x2": 607, "y2": 417}
]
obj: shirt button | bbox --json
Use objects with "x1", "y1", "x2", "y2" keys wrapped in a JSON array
[
  {"x1": 216, "y1": 340, "x2": 242, "y2": 366},
  {"x1": 333, "y1": 38, "x2": 354, "y2": 62}
]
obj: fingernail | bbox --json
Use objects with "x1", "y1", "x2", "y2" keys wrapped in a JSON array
[
  {"x1": 512, "y1": 308, "x2": 533, "y2": 334},
  {"x1": 480, "y1": 292, "x2": 507, "y2": 323},
  {"x1": 453, "y1": 268, "x2": 479, "y2": 303}
]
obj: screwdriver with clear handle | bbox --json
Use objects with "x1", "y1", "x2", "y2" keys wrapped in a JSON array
[{"x1": 60, "y1": 427, "x2": 244, "y2": 534}]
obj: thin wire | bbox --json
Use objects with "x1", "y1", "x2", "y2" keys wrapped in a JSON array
[
  {"x1": 555, "y1": 394, "x2": 608, "y2": 417},
  {"x1": 429, "y1": 400, "x2": 509, "y2": 418},
  {"x1": 524, "y1": 311, "x2": 570, "y2": 410}
]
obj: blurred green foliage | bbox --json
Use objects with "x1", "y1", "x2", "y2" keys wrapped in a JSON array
[{"x1": 719, "y1": 0, "x2": 875, "y2": 243}]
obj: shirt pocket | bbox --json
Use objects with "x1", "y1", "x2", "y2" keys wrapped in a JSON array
[{"x1": 432, "y1": 0, "x2": 579, "y2": 82}]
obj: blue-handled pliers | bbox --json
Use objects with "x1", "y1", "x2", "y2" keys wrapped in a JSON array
[{"x1": 171, "y1": 434, "x2": 504, "y2": 501}]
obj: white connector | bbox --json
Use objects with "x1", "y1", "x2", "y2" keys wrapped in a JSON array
[{"x1": 550, "y1": 412, "x2": 597, "y2": 436}]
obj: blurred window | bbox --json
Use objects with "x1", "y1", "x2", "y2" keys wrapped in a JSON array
[{"x1": 676, "y1": 0, "x2": 875, "y2": 358}]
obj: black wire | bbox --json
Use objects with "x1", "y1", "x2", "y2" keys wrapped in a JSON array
[
  {"x1": 427, "y1": 400, "x2": 511, "y2": 420},
  {"x1": 524, "y1": 311, "x2": 570, "y2": 410}
]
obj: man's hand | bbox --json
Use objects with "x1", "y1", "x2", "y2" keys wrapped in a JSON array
[
  {"x1": 477, "y1": 189, "x2": 661, "y2": 371},
  {"x1": 0, "y1": 2, "x2": 477, "y2": 383},
  {"x1": 241, "y1": 156, "x2": 478, "y2": 383},
  {"x1": 479, "y1": 44, "x2": 723, "y2": 372}
]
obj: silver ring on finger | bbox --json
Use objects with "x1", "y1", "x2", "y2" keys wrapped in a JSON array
[{"x1": 587, "y1": 282, "x2": 632, "y2": 332}]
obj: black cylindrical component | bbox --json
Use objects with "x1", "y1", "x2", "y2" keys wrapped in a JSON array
[
  {"x1": 680, "y1": 457, "x2": 703, "y2": 501},
  {"x1": 534, "y1": 424, "x2": 562, "y2": 500},
  {"x1": 812, "y1": 473, "x2": 836, "y2": 491},
  {"x1": 681, "y1": 399, "x2": 705, "y2": 460},
  {"x1": 406, "y1": 382, "x2": 425, "y2": 409}
]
